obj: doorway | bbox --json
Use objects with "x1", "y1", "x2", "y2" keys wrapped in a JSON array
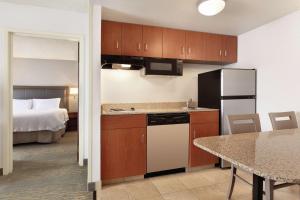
[
  {"x1": 1, "y1": 31, "x2": 85, "y2": 174},
  {"x1": 0, "y1": 31, "x2": 91, "y2": 198}
]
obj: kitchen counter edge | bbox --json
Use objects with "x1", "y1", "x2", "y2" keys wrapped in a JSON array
[{"x1": 101, "y1": 108, "x2": 219, "y2": 116}]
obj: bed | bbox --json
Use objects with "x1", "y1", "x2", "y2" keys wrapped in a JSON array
[{"x1": 13, "y1": 86, "x2": 70, "y2": 144}]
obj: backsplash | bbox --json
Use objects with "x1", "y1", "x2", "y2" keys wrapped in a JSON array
[{"x1": 101, "y1": 63, "x2": 221, "y2": 103}]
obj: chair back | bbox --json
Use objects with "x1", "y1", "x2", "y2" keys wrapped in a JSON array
[
  {"x1": 227, "y1": 114, "x2": 261, "y2": 134},
  {"x1": 269, "y1": 111, "x2": 298, "y2": 130}
]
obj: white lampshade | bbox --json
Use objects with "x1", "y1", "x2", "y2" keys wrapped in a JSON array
[
  {"x1": 198, "y1": 0, "x2": 225, "y2": 16},
  {"x1": 70, "y1": 87, "x2": 78, "y2": 95}
]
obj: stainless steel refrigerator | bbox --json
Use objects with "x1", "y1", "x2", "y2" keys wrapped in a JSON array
[{"x1": 198, "y1": 68, "x2": 256, "y2": 168}]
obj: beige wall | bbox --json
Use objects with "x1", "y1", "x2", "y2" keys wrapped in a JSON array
[{"x1": 101, "y1": 64, "x2": 221, "y2": 104}]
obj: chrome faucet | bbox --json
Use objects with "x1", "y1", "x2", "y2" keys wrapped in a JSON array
[{"x1": 186, "y1": 98, "x2": 193, "y2": 108}]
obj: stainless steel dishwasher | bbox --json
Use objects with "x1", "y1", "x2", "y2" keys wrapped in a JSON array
[{"x1": 146, "y1": 113, "x2": 189, "y2": 175}]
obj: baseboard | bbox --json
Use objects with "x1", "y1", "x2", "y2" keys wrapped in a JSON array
[
  {"x1": 0, "y1": 168, "x2": 3, "y2": 176},
  {"x1": 83, "y1": 159, "x2": 88, "y2": 166}
]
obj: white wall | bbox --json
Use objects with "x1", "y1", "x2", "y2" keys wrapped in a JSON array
[
  {"x1": 229, "y1": 10, "x2": 300, "y2": 131},
  {"x1": 12, "y1": 58, "x2": 79, "y2": 112},
  {"x1": 90, "y1": 2, "x2": 101, "y2": 184},
  {"x1": 0, "y1": 2, "x2": 89, "y2": 170},
  {"x1": 101, "y1": 64, "x2": 221, "y2": 103},
  {"x1": 13, "y1": 35, "x2": 78, "y2": 61},
  {"x1": 12, "y1": 58, "x2": 78, "y2": 86}
]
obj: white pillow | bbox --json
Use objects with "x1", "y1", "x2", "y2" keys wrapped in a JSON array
[
  {"x1": 32, "y1": 98, "x2": 61, "y2": 110},
  {"x1": 13, "y1": 99, "x2": 33, "y2": 112}
]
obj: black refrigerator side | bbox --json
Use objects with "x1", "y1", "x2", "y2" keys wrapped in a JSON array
[{"x1": 198, "y1": 70, "x2": 221, "y2": 109}]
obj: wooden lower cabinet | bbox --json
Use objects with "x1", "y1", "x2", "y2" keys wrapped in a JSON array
[
  {"x1": 189, "y1": 111, "x2": 219, "y2": 167},
  {"x1": 101, "y1": 115, "x2": 147, "y2": 181}
]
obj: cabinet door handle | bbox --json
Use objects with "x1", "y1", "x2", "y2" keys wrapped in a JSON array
[
  {"x1": 225, "y1": 50, "x2": 227, "y2": 57},
  {"x1": 188, "y1": 47, "x2": 191, "y2": 54},
  {"x1": 219, "y1": 50, "x2": 222, "y2": 56},
  {"x1": 116, "y1": 41, "x2": 119, "y2": 49},
  {"x1": 137, "y1": 43, "x2": 141, "y2": 51},
  {"x1": 141, "y1": 134, "x2": 145, "y2": 143},
  {"x1": 144, "y1": 43, "x2": 148, "y2": 51},
  {"x1": 181, "y1": 46, "x2": 185, "y2": 54}
]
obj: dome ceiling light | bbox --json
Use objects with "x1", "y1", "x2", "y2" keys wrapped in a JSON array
[{"x1": 197, "y1": 0, "x2": 226, "y2": 16}]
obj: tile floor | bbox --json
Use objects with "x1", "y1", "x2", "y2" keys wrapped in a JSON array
[{"x1": 99, "y1": 168, "x2": 300, "y2": 200}]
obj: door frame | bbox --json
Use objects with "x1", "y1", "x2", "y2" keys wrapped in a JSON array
[{"x1": 1, "y1": 29, "x2": 86, "y2": 175}]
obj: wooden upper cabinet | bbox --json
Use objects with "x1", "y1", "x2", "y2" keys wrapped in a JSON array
[
  {"x1": 162, "y1": 28, "x2": 186, "y2": 59},
  {"x1": 203, "y1": 33, "x2": 223, "y2": 62},
  {"x1": 101, "y1": 21, "x2": 122, "y2": 55},
  {"x1": 142, "y1": 26, "x2": 163, "y2": 58},
  {"x1": 185, "y1": 31, "x2": 205, "y2": 61},
  {"x1": 101, "y1": 20, "x2": 238, "y2": 64},
  {"x1": 122, "y1": 23, "x2": 143, "y2": 56},
  {"x1": 222, "y1": 35, "x2": 237, "y2": 63}
]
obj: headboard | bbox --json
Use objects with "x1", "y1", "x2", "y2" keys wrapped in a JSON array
[{"x1": 13, "y1": 86, "x2": 70, "y2": 110}]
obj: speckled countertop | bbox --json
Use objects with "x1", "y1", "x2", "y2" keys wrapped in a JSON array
[
  {"x1": 101, "y1": 102, "x2": 218, "y2": 115},
  {"x1": 194, "y1": 128, "x2": 300, "y2": 183}
]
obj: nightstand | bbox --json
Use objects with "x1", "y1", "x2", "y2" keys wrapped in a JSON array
[{"x1": 67, "y1": 112, "x2": 78, "y2": 131}]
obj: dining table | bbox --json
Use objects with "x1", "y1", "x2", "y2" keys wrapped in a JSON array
[{"x1": 193, "y1": 128, "x2": 300, "y2": 200}]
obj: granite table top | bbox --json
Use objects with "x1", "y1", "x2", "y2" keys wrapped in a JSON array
[{"x1": 194, "y1": 128, "x2": 300, "y2": 183}]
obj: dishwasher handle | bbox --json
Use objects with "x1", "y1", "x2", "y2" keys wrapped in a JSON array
[{"x1": 147, "y1": 112, "x2": 189, "y2": 126}]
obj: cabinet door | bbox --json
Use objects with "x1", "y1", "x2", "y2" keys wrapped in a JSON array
[
  {"x1": 142, "y1": 26, "x2": 163, "y2": 58},
  {"x1": 101, "y1": 21, "x2": 122, "y2": 55},
  {"x1": 101, "y1": 129, "x2": 126, "y2": 180},
  {"x1": 222, "y1": 35, "x2": 237, "y2": 63},
  {"x1": 162, "y1": 28, "x2": 186, "y2": 59},
  {"x1": 185, "y1": 31, "x2": 205, "y2": 60},
  {"x1": 189, "y1": 123, "x2": 219, "y2": 167},
  {"x1": 122, "y1": 23, "x2": 143, "y2": 56},
  {"x1": 204, "y1": 33, "x2": 223, "y2": 62},
  {"x1": 124, "y1": 128, "x2": 146, "y2": 177},
  {"x1": 101, "y1": 128, "x2": 146, "y2": 180}
]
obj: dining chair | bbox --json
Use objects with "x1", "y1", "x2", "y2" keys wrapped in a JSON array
[
  {"x1": 265, "y1": 111, "x2": 298, "y2": 199},
  {"x1": 269, "y1": 111, "x2": 298, "y2": 130},
  {"x1": 226, "y1": 114, "x2": 261, "y2": 200}
]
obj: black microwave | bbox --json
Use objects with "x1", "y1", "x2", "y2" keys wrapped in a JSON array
[{"x1": 144, "y1": 58, "x2": 183, "y2": 76}]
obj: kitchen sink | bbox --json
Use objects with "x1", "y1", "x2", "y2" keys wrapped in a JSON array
[{"x1": 109, "y1": 108, "x2": 136, "y2": 113}]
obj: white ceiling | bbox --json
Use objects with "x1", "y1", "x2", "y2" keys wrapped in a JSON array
[
  {"x1": 102, "y1": 0, "x2": 300, "y2": 35},
  {"x1": 0, "y1": 0, "x2": 89, "y2": 12},
  {"x1": 2, "y1": 0, "x2": 300, "y2": 35}
]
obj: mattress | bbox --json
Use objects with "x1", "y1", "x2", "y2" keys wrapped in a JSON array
[{"x1": 13, "y1": 108, "x2": 69, "y2": 132}]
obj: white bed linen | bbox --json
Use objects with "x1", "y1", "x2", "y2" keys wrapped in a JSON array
[
  {"x1": 13, "y1": 108, "x2": 69, "y2": 132},
  {"x1": 13, "y1": 99, "x2": 33, "y2": 111},
  {"x1": 32, "y1": 98, "x2": 61, "y2": 110}
]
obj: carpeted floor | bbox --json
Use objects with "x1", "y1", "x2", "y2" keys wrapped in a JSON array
[{"x1": 0, "y1": 131, "x2": 93, "y2": 200}]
